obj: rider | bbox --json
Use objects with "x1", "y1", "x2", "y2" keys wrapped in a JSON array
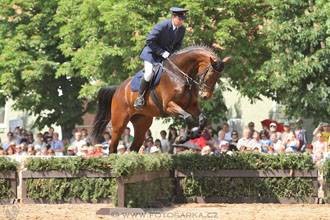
[{"x1": 134, "y1": 7, "x2": 189, "y2": 110}]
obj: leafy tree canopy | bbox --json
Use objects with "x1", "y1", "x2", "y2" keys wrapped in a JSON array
[{"x1": 0, "y1": 0, "x2": 328, "y2": 134}]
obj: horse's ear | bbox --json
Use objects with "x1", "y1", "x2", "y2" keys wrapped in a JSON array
[
  {"x1": 223, "y1": 56, "x2": 231, "y2": 64},
  {"x1": 209, "y1": 57, "x2": 216, "y2": 65}
]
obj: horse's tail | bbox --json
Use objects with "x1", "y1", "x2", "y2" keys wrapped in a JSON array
[{"x1": 92, "y1": 86, "x2": 118, "y2": 141}]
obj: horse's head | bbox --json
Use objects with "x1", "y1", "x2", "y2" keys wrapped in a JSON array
[{"x1": 199, "y1": 56, "x2": 231, "y2": 100}]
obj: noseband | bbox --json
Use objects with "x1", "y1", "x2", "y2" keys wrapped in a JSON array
[{"x1": 165, "y1": 58, "x2": 222, "y2": 92}]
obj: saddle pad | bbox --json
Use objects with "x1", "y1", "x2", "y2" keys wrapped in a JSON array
[{"x1": 131, "y1": 64, "x2": 163, "y2": 92}]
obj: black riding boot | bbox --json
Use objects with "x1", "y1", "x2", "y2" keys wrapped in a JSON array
[{"x1": 134, "y1": 78, "x2": 149, "y2": 110}]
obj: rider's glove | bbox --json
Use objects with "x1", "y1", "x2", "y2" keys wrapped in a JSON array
[{"x1": 162, "y1": 51, "x2": 171, "y2": 59}]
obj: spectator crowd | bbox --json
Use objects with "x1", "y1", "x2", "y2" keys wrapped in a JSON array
[{"x1": 1, "y1": 120, "x2": 330, "y2": 168}]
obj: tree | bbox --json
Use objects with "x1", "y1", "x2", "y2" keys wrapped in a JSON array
[
  {"x1": 260, "y1": 0, "x2": 330, "y2": 122},
  {"x1": 0, "y1": 0, "x2": 92, "y2": 137},
  {"x1": 0, "y1": 0, "x2": 271, "y2": 134}
]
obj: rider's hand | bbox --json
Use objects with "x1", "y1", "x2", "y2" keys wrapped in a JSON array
[{"x1": 162, "y1": 51, "x2": 170, "y2": 59}]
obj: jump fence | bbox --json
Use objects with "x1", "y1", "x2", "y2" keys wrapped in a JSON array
[{"x1": 0, "y1": 169, "x2": 324, "y2": 206}]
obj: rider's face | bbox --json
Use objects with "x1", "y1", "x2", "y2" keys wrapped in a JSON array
[{"x1": 172, "y1": 15, "x2": 184, "y2": 27}]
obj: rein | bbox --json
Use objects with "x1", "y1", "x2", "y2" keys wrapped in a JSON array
[{"x1": 165, "y1": 57, "x2": 219, "y2": 92}]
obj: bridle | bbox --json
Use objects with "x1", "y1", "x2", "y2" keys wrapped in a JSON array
[{"x1": 164, "y1": 57, "x2": 222, "y2": 92}]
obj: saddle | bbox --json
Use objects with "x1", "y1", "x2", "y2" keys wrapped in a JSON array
[{"x1": 130, "y1": 63, "x2": 163, "y2": 92}]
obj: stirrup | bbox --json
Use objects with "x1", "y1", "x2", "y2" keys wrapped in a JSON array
[{"x1": 134, "y1": 96, "x2": 145, "y2": 109}]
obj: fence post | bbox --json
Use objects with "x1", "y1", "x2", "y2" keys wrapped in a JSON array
[{"x1": 116, "y1": 176, "x2": 125, "y2": 207}]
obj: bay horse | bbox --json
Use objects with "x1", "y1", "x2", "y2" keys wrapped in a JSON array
[{"x1": 93, "y1": 46, "x2": 230, "y2": 153}]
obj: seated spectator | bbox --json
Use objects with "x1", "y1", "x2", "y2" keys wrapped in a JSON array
[
  {"x1": 67, "y1": 146, "x2": 76, "y2": 156},
  {"x1": 2, "y1": 132, "x2": 15, "y2": 151},
  {"x1": 270, "y1": 133, "x2": 282, "y2": 153},
  {"x1": 50, "y1": 132, "x2": 65, "y2": 156},
  {"x1": 216, "y1": 141, "x2": 232, "y2": 155},
  {"x1": 145, "y1": 129, "x2": 153, "y2": 142},
  {"x1": 77, "y1": 145, "x2": 88, "y2": 156},
  {"x1": 144, "y1": 138, "x2": 153, "y2": 154},
  {"x1": 47, "y1": 149, "x2": 55, "y2": 156},
  {"x1": 168, "y1": 127, "x2": 178, "y2": 154},
  {"x1": 117, "y1": 144, "x2": 126, "y2": 155},
  {"x1": 150, "y1": 146, "x2": 160, "y2": 154},
  {"x1": 215, "y1": 130, "x2": 226, "y2": 149},
  {"x1": 229, "y1": 130, "x2": 239, "y2": 151},
  {"x1": 6, "y1": 145, "x2": 15, "y2": 156},
  {"x1": 222, "y1": 123, "x2": 232, "y2": 142},
  {"x1": 281, "y1": 122, "x2": 291, "y2": 143},
  {"x1": 284, "y1": 132, "x2": 300, "y2": 153},
  {"x1": 239, "y1": 145, "x2": 248, "y2": 152},
  {"x1": 312, "y1": 133, "x2": 327, "y2": 154},
  {"x1": 71, "y1": 132, "x2": 87, "y2": 154},
  {"x1": 247, "y1": 131, "x2": 260, "y2": 151},
  {"x1": 20, "y1": 132, "x2": 28, "y2": 144},
  {"x1": 252, "y1": 144, "x2": 261, "y2": 153},
  {"x1": 138, "y1": 146, "x2": 146, "y2": 155},
  {"x1": 201, "y1": 145, "x2": 212, "y2": 155},
  {"x1": 69, "y1": 128, "x2": 78, "y2": 145},
  {"x1": 121, "y1": 127, "x2": 133, "y2": 148},
  {"x1": 248, "y1": 122, "x2": 256, "y2": 139},
  {"x1": 259, "y1": 130, "x2": 274, "y2": 154},
  {"x1": 159, "y1": 130, "x2": 169, "y2": 153},
  {"x1": 269, "y1": 122, "x2": 282, "y2": 140},
  {"x1": 26, "y1": 132, "x2": 34, "y2": 145},
  {"x1": 93, "y1": 144, "x2": 104, "y2": 157},
  {"x1": 34, "y1": 133, "x2": 45, "y2": 151},
  {"x1": 41, "y1": 148, "x2": 48, "y2": 156},
  {"x1": 294, "y1": 119, "x2": 307, "y2": 152},
  {"x1": 86, "y1": 146, "x2": 95, "y2": 157},
  {"x1": 15, "y1": 144, "x2": 22, "y2": 156},
  {"x1": 313, "y1": 122, "x2": 330, "y2": 152},
  {"x1": 81, "y1": 128, "x2": 92, "y2": 146},
  {"x1": 237, "y1": 129, "x2": 252, "y2": 151},
  {"x1": 27, "y1": 144, "x2": 35, "y2": 156},
  {"x1": 102, "y1": 132, "x2": 111, "y2": 155}
]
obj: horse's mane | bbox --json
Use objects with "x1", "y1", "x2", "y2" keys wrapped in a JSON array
[{"x1": 174, "y1": 45, "x2": 220, "y2": 60}]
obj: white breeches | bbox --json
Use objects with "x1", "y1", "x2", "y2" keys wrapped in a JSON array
[{"x1": 144, "y1": 61, "x2": 153, "y2": 82}]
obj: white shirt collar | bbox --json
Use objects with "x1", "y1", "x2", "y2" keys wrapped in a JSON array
[{"x1": 171, "y1": 20, "x2": 177, "y2": 31}]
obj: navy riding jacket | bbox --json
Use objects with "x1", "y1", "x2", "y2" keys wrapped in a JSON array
[{"x1": 140, "y1": 19, "x2": 186, "y2": 65}]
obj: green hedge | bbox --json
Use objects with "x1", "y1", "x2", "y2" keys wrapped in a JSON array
[
  {"x1": 323, "y1": 158, "x2": 330, "y2": 203},
  {"x1": 24, "y1": 153, "x2": 172, "y2": 206},
  {"x1": 172, "y1": 151, "x2": 315, "y2": 170},
  {"x1": 0, "y1": 157, "x2": 19, "y2": 199},
  {"x1": 173, "y1": 152, "x2": 316, "y2": 201}
]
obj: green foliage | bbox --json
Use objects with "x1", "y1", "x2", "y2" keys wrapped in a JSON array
[
  {"x1": 26, "y1": 177, "x2": 117, "y2": 203},
  {"x1": 182, "y1": 176, "x2": 314, "y2": 200},
  {"x1": 0, "y1": 157, "x2": 19, "y2": 198},
  {"x1": 322, "y1": 159, "x2": 330, "y2": 203},
  {"x1": 24, "y1": 153, "x2": 172, "y2": 206},
  {"x1": 125, "y1": 178, "x2": 173, "y2": 208},
  {"x1": 0, "y1": 179, "x2": 12, "y2": 199},
  {"x1": 175, "y1": 152, "x2": 316, "y2": 200},
  {"x1": 260, "y1": 0, "x2": 330, "y2": 121},
  {"x1": 0, "y1": 157, "x2": 19, "y2": 171},
  {"x1": 173, "y1": 151, "x2": 315, "y2": 171},
  {"x1": 0, "y1": 0, "x2": 271, "y2": 131},
  {"x1": 0, "y1": 0, "x2": 92, "y2": 135},
  {"x1": 25, "y1": 152, "x2": 172, "y2": 176}
]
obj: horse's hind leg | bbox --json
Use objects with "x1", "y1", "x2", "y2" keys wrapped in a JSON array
[
  {"x1": 109, "y1": 111, "x2": 130, "y2": 154},
  {"x1": 129, "y1": 114, "x2": 153, "y2": 152}
]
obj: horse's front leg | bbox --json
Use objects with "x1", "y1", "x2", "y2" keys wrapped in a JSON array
[{"x1": 165, "y1": 101, "x2": 199, "y2": 143}]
